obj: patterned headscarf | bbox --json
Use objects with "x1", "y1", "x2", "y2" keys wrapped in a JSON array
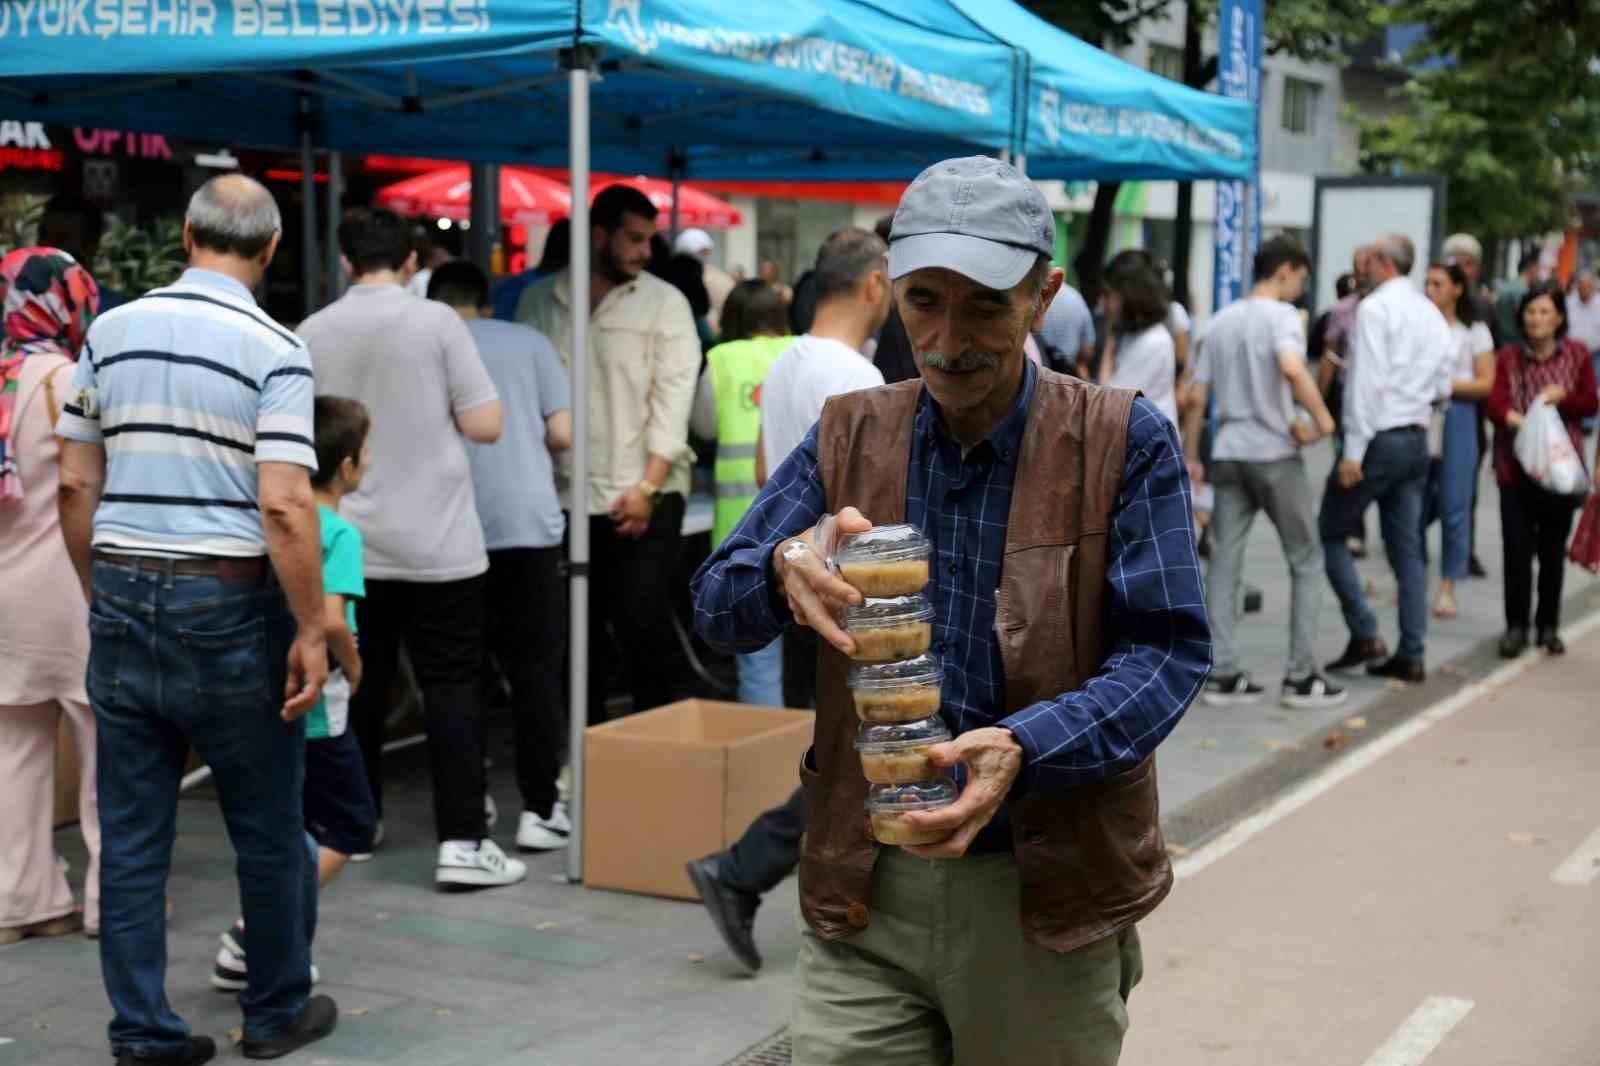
[{"x1": 0, "y1": 247, "x2": 100, "y2": 504}]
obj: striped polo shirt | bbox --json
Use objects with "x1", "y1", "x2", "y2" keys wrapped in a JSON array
[{"x1": 56, "y1": 268, "x2": 317, "y2": 558}]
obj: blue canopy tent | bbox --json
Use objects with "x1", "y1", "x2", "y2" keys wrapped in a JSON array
[{"x1": 3, "y1": 0, "x2": 1255, "y2": 883}]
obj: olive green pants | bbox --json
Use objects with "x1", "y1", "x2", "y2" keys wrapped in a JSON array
[{"x1": 791, "y1": 848, "x2": 1143, "y2": 1066}]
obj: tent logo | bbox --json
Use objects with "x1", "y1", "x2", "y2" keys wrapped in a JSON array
[
  {"x1": 607, "y1": 0, "x2": 657, "y2": 55},
  {"x1": 1038, "y1": 89, "x2": 1061, "y2": 146}
]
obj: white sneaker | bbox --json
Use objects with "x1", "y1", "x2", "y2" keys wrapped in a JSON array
[
  {"x1": 349, "y1": 820, "x2": 383, "y2": 863},
  {"x1": 210, "y1": 941, "x2": 320, "y2": 992},
  {"x1": 435, "y1": 839, "x2": 527, "y2": 888},
  {"x1": 556, "y1": 764, "x2": 572, "y2": 803},
  {"x1": 516, "y1": 807, "x2": 571, "y2": 852}
]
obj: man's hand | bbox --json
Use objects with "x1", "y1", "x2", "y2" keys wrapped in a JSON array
[
  {"x1": 1539, "y1": 384, "x2": 1568, "y2": 406},
  {"x1": 1337, "y1": 458, "x2": 1363, "y2": 490},
  {"x1": 609, "y1": 487, "x2": 655, "y2": 538},
  {"x1": 772, "y1": 506, "x2": 872, "y2": 655},
  {"x1": 899, "y1": 727, "x2": 1024, "y2": 860},
  {"x1": 1292, "y1": 420, "x2": 1323, "y2": 447},
  {"x1": 282, "y1": 628, "x2": 329, "y2": 721}
]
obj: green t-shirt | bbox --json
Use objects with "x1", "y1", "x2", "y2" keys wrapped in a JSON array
[{"x1": 306, "y1": 504, "x2": 365, "y2": 740}]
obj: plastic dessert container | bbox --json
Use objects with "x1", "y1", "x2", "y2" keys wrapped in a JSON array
[
  {"x1": 865, "y1": 777, "x2": 958, "y2": 847},
  {"x1": 855, "y1": 717, "x2": 951, "y2": 784},
  {"x1": 835, "y1": 524, "x2": 932, "y2": 597},
  {"x1": 842, "y1": 594, "x2": 935, "y2": 663},
  {"x1": 848, "y1": 654, "x2": 943, "y2": 723}
]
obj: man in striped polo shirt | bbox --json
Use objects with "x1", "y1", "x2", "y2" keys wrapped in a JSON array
[{"x1": 57, "y1": 174, "x2": 338, "y2": 1065}]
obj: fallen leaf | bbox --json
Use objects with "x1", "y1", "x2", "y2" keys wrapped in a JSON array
[
  {"x1": 344, "y1": 1008, "x2": 370, "y2": 1017},
  {"x1": 534, "y1": 921, "x2": 558, "y2": 931},
  {"x1": 434, "y1": 1008, "x2": 453, "y2": 1018},
  {"x1": 374, "y1": 911, "x2": 390, "y2": 921},
  {"x1": 1342, "y1": 716, "x2": 1368, "y2": 730},
  {"x1": 687, "y1": 952, "x2": 705, "y2": 963},
  {"x1": 33, "y1": 1022, "x2": 48, "y2": 1031},
  {"x1": 1264, "y1": 739, "x2": 1300, "y2": 752},
  {"x1": 1165, "y1": 843, "x2": 1192, "y2": 858},
  {"x1": 1384, "y1": 679, "x2": 1409, "y2": 691},
  {"x1": 1322, "y1": 731, "x2": 1352, "y2": 751},
  {"x1": 1194, "y1": 738, "x2": 1220, "y2": 750},
  {"x1": 1450, "y1": 755, "x2": 1471, "y2": 766},
  {"x1": 1438, "y1": 664, "x2": 1469, "y2": 679},
  {"x1": 1506, "y1": 832, "x2": 1546, "y2": 847},
  {"x1": 227, "y1": 1027, "x2": 243, "y2": 1046}
]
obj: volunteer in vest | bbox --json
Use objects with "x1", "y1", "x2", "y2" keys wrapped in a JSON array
[
  {"x1": 689, "y1": 279, "x2": 795, "y2": 706},
  {"x1": 692, "y1": 157, "x2": 1211, "y2": 1066}
]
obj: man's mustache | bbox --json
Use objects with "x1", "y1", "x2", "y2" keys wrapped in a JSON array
[{"x1": 921, "y1": 350, "x2": 1001, "y2": 372}]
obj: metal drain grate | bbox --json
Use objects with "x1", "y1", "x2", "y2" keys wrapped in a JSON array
[{"x1": 721, "y1": 1027, "x2": 792, "y2": 1066}]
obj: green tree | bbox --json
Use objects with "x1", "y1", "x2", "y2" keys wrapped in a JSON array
[{"x1": 1359, "y1": 1, "x2": 1600, "y2": 242}]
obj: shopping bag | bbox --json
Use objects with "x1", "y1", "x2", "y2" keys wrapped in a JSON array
[
  {"x1": 1570, "y1": 493, "x2": 1600, "y2": 573},
  {"x1": 1514, "y1": 399, "x2": 1590, "y2": 497}
]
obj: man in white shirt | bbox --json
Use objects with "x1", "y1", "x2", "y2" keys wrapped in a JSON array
[
  {"x1": 685, "y1": 226, "x2": 890, "y2": 976},
  {"x1": 1320, "y1": 234, "x2": 1452, "y2": 683},
  {"x1": 1185, "y1": 235, "x2": 1341, "y2": 709},
  {"x1": 517, "y1": 185, "x2": 700, "y2": 726}
]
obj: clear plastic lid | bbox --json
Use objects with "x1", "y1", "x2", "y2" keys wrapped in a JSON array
[
  {"x1": 842, "y1": 594, "x2": 935, "y2": 632},
  {"x1": 855, "y1": 716, "x2": 951, "y2": 754},
  {"x1": 864, "y1": 776, "x2": 959, "y2": 813},
  {"x1": 848, "y1": 653, "x2": 941, "y2": 691},
  {"x1": 836, "y1": 524, "x2": 932, "y2": 566}
]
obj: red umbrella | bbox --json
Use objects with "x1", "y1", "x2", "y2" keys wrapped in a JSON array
[
  {"x1": 593, "y1": 175, "x2": 743, "y2": 229},
  {"x1": 375, "y1": 165, "x2": 571, "y2": 227}
]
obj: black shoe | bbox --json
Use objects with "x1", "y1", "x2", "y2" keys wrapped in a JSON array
[
  {"x1": 1327, "y1": 637, "x2": 1388, "y2": 674},
  {"x1": 1367, "y1": 655, "x2": 1425, "y2": 684},
  {"x1": 117, "y1": 1037, "x2": 216, "y2": 1066},
  {"x1": 1499, "y1": 628, "x2": 1528, "y2": 659},
  {"x1": 1280, "y1": 673, "x2": 1348, "y2": 709},
  {"x1": 241, "y1": 995, "x2": 338, "y2": 1060},
  {"x1": 1537, "y1": 627, "x2": 1566, "y2": 655},
  {"x1": 1202, "y1": 673, "x2": 1265, "y2": 706},
  {"x1": 685, "y1": 855, "x2": 762, "y2": 973},
  {"x1": 1467, "y1": 555, "x2": 1488, "y2": 579}
]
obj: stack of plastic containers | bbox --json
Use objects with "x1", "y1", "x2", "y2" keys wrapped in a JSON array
[{"x1": 832, "y1": 525, "x2": 958, "y2": 848}]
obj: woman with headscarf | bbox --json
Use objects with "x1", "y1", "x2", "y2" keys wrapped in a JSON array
[{"x1": 0, "y1": 247, "x2": 101, "y2": 945}]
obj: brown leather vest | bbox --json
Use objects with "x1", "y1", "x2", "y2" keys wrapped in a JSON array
[{"x1": 797, "y1": 369, "x2": 1174, "y2": 954}]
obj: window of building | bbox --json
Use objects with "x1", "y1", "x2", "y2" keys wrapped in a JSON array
[
  {"x1": 1149, "y1": 43, "x2": 1185, "y2": 82},
  {"x1": 1282, "y1": 78, "x2": 1321, "y2": 135}
]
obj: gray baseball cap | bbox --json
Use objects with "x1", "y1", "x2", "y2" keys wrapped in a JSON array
[{"x1": 887, "y1": 156, "x2": 1054, "y2": 291}]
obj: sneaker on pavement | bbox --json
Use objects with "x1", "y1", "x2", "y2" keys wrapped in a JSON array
[
  {"x1": 349, "y1": 819, "x2": 383, "y2": 863},
  {"x1": 241, "y1": 994, "x2": 338, "y2": 1060},
  {"x1": 212, "y1": 927, "x2": 320, "y2": 993},
  {"x1": 116, "y1": 1035, "x2": 216, "y2": 1066},
  {"x1": 436, "y1": 839, "x2": 527, "y2": 889},
  {"x1": 516, "y1": 808, "x2": 570, "y2": 852},
  {"x1": 685, "y1": 854, "x2": 763, "y2": 973},
  {"x1": 1280, "y1": 673, "x2": 1347, "y2": 709},
  {"x1": 1202, "y1": 673, "x2": 1265, "y2": 706},
  {"x1": 1326, "y1": 637, "x2": 1388, "y2": 674}
]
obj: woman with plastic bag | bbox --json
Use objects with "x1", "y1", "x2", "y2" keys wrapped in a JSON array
[{"x1": 1487, "y1": 280, "x2": 1598, "y2": 657}]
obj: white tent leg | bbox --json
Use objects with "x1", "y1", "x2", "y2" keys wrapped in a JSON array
[
  {"x1": 565, "y1": 56, "x2": 593, "y2": 885},
  {"x1": 325, "y1": 150, "x2": 344, "y2": 302},
  {"x1": 300, "y1": 132, "x2": 318, "y2": 318}
]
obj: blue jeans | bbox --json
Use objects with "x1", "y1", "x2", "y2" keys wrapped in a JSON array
[
  {"x1": 736, "y1": 638, "x2": 785, "y2": 707},
  {"x1": 88, "y1": 559, "x2": 315, "y2": 1056},
  {"x1": 1423, "y1": 401, "x2": 1481, "y2": 581},
  {"x1": 1319, "y1": 427, "x2": 1430, "y2": 661}
]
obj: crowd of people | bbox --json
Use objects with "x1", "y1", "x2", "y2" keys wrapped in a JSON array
[{"x1": 1, "y1": 161, "x2": 1597, "y2": 1065}]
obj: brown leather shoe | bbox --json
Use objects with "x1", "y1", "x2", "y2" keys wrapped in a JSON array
[
  {"x1": 1326, "y1": 637, "x2": 1388, "y2": 674},
  {"x1": 1366, "y1": 655, "x2": 1425, "y2": 684}
]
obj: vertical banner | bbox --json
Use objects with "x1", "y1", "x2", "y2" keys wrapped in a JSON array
[{"x1": 1213, "y1": 0, "x2": 1262, "y2": 312}]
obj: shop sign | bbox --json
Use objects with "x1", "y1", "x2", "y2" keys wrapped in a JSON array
[
  {"x1": 0, "y1": 120, "x2": 62, "y2": 172},
  {"x1": 74, "y1": 129, "x2": 173, "y2": 160}
]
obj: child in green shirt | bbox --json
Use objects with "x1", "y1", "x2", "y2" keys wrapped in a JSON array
[{"x1": 211, "y1": 396, "x2": 376, "y2": 993}]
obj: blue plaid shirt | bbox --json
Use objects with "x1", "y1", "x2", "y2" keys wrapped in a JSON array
[{"x1": 691, "y1": 362, "x2": 1209, "y2": 838}]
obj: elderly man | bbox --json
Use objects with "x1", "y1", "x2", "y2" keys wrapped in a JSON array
[
  {"x1": 1321, "y1": 234, "x2": 1452, "y2": 683},
  {"x1": 691, "y1": 157, "x2": 1209, "y2": 1065},
  {"x1": 57, "y1": 175, "x2": 337, "y2": 1064}
]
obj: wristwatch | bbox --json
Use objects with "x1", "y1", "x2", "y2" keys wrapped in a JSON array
[{"x1": 636, "y1": 479, "x2": 662, "y2": 501}]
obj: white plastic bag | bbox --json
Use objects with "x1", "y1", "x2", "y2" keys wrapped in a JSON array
[{"x1": 1514, "y1": 398, "x2": 1590, "y2": 496}]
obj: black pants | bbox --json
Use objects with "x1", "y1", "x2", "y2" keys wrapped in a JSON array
[
  {"x1": 351, "y1": 575, "x2": 488, "y2": 843},
  {"x1": 485, "y1": 547, "x2": 567, "y2": 819},
  {"x1": 1499, "y1": 475, "x2": 1579, "y2": 631},
  {"x1": 718, "y1": 786, "x2": 805, "y2": 896},
  {"x1": 578, "y1": 492, "x2": 685, "y2": 724}
]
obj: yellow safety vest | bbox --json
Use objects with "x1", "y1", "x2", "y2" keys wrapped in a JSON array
[{"x1": 709, "y1": 335, "x2": 794, "y2": 548}]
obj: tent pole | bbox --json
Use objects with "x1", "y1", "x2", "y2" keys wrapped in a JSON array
[
  {"x1": 300, "y1": 131, "x2": 318, "y2": 318},
  {"x1": 469, "y1": 161, "x2": 499, "y2": 277},
  {"x1": 669, "y1": 151, "x2": 683, "y2": 243},
  {"x1": 565, "y1": 49, "x2": 594, "y2": 885},
  {"x1": 1015, "y1": 154, "x2": 1027, "y2": 177},
  {"x1": 325, "y1": 150, "x2": 344, "y2": 302}
]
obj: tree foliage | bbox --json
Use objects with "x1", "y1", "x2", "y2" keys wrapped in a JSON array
[{"x1": 1359, "y1": 0, "x2": 1600, "y2": 239}]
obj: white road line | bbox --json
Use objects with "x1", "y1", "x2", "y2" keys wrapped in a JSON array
[
  {"x1": 1551, "y1": 827, "x2": 1600, "y2": 886},
  {"x1": 1175, "y1": 609, "x2": 1600, "y2": 882},
  {"x1": 1361, "y1": 996, "x2": 1474, "y2": 1066}
]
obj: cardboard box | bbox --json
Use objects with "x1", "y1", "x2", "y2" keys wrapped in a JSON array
[{"x1": 583, "y1": 699, "x2": 813, "y2": 900}]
